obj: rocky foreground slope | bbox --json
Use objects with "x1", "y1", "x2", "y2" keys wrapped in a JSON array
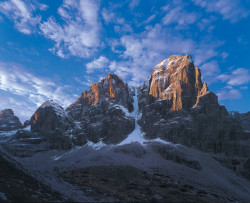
[{"x1": 0, "y1": 54, "x2": 250, "y2": 202}]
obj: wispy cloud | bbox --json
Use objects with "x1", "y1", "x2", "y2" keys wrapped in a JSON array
[
  {"x1": 200, "y1": 60, "x2": 220, "y2": 78},
  {"x1": 40, "y1": 0, "x2": 100, "y2": 58},
  {"x1": 217, "y1": 68, "x2": 250, "y2": 86},
  {"x1": 217, "y1": 88, "x2": 242, "y2": 100},
  {"x1": 162, "y1": 5, "x2": 198, "y2": 28},
  {"x1": 0, "y1": 61, "x2": 76, "y2": 121},
  {"x1": 192, "y1": 0, "x2": 249, "y2": 22},
  {"x1": 129, "y1": 0, "x2": 140, "y2": 10},
  {"x1": 86, "y1": 56, "x2": 109, "y2": 73},
  {"x1": 107, "y1": 24, "x2": 220, "y2": 85},
  {"x1": 0, "y1": 0, "x2": 42, "y2": 34}
]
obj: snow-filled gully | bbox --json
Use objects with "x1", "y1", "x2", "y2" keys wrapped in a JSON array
[
  {"x1": 118, "y1": 88, "x2": 146, "y2": 145},
  {"x1": 51, "y1": 88, "x2": 177, "y2": 156},
  {"x1": 118, "y1": 88, "x2": 174, "y2": 146}
]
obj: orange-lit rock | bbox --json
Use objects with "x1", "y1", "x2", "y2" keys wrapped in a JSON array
[
  {"x1": 138, "y1": 54, "x2": 245, "y2": 156},
  {"x1": 66, "y1": 73, "x2": 135, "y2": 145}
]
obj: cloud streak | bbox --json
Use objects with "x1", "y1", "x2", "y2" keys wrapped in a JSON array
[
  {"x1": 40, "y1": 0, "x2": 100, "y2": 58},
  {"x1": 0, "y1": 61, "x2": 76, "y2": 121},
  {"x1": 0, "y1": 0, "x2": 42, "y2": 34},
  {"x1": 192, "y1": 0, "x2": 249, "y2": 22}
]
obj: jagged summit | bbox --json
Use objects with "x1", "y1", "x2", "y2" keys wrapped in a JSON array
[
  {"x1": 147, "y1": 54, "x2": 210, "y2": 111},
  {"x1": 0, "y1": 109, "x2": 22, "y2": 131},
  {"x1": 66, "y1": 73, "x2": 135, "y2": 145},
  {"x1": 69, "y1": 72, "x2": 133, "y2": 112},
  {"x1": 30, "y1": 100, "x2": 73, "y2": 133},
  {"x1": 1, "y1": 55, "x2": 250, "y2": 202}
]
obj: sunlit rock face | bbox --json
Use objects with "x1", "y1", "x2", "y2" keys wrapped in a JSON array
[
  {"x1": 138, "y1": 54, "x2": 247, "y2": 156},
  {"x1": 67, "y1": 73, "x2": 135, "y2": 145},
  {"x1": 0, "y1": 109, "x2": 22, "y2": 131},
  {"x1": 141, "y1": 54, "x2": 210, "y2": 111}
]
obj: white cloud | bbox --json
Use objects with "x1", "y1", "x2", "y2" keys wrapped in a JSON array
[
  {"x1": 200, "y1": 60, "x2": 220, "y2": 78},
  {"x1": 0, "y1": 61, "x2": 76, "y2": 121},
  {"x1": 218, "y1": 68, "x2": 250, "y2": 86},
  {"x1": 40, "y1": 0, "x2": 100, "y2": 58},
  {"x1": 114, "y1": 24, "x2": 133, "y2": 33},
  {"x1": 110, "y1": 24, "x2": 220, "y2": 85},
  {"x1": 86, "y1": 56, "x2": 109, "y2": 73},
  {"x1": 0, "y1": 0, "x2": 41, "y2": 34},
  {"x1": 217, "y1": 88, "x2": 242, "y2": 100},
  {"x1": 144, "y1": 14, "x2": 156, "y2": 24},
  {"x1": 162, "y1": 6, "x2": 198, "y2": 27},
  {"x1": 101, "y1": 8, "x2": 125, "y2": 26},
  {"x1": 129, "y1": 0, "x2": 140, "y2": 9},
  {"x1": 102, "y1": 8, "x2": 115, "y2": 24},
  {"x1": 192, "y1": 0, "x2": 249, "y2": 22}
]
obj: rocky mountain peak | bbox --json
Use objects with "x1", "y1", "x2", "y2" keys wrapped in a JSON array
[
  {"x1": 146, "y1": 54, "x2": 209, "y2": 111},
  {"x1": 81, "y1": 90, "x2": 88, "y2": 99},
  {"x1": 69, "y1": 73, "x2": 133, "y2": 112},
  {"x1": 30, "y1": 100, "x2": 72, "y2": 133},
  {"x1": 0, "y1": 109, "x2": 15, "y2": 117},
  {"x1": 0, "y1": 109, "x2": 22, "y2": 131},
  {"x1": 87, "y1": 73, "x2": 130, "y2": 106}
]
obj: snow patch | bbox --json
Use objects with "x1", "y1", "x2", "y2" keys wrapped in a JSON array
[
  {"x1": 51, "y1": 146, "x2": 84, "y2": 161},
  {"x1": 187, "y1": 54, "x2": 193, "y2": 63},
  {"x1": 41, "y1": 100, "x2": 68, "y2": 119},
  {"x1": 0, "y1": 130, "x2": 17, "y2": 137},
  {"x1": 113, "y1": 104, "x2": 132, "y2": 118},
  {"x1": 86, "y1": 139, "x2": 106, "y2": 150},
  {"x1": 23, "y1": 125, "x2": 31, "y2": 131}
]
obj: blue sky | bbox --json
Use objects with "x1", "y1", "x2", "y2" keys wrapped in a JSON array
[{"x1": 0, "y1": 0, "x2": 250, "y2": 122}]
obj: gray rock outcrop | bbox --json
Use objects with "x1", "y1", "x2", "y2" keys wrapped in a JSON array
[
  {"x1": 30, "y1": 100, "x2": 73, "y2": 149},
  {"x1": 67, "y1": 73, "x2": 135, "y2": 145},
  {"x1": 0, "y1": 109, "x2": 22, "y2": 131}
]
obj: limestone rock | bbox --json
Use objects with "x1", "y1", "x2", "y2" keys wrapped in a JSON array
[
  {"x1": 30, "y1": 100, "x2": 73, "y2": 133},
  {"x1": 148, "y1": 54, "x2": 206, "y2": 111},
  {"x1": 29, "y1": 100, "x2": 73, "y2": 149},
  {"x1": 138, "y1": 54, "x2": 247, "y2": 156},
  {"x1": 0, "y1": 109, "x2": 22, "y2": 131},
  {"x1": 67, "y1": 73, "x2": 135, "y2": 145}
]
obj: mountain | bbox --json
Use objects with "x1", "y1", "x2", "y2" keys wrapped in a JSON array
[
  {"x1": 0, "y1": 54, "x2": 250, "y2": 202},
  {"x1": 0, "y1": 109, "x2": 22, "y2": 131},
  {"x1": 66, "y1": 73, "x2": 135, "y2": 144},
  {"x1": 138, "y1": 54, "x2": 247, "y2": 156}
]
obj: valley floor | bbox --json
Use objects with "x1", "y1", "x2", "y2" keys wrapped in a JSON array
[{"x1": 1, "y1": 129, "x2": 250, "y2": 202}]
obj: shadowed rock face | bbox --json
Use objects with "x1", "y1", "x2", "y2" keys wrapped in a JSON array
[
  {"x1": 31, "y1": 100, "x2": 73, "y2": 133},
  {"x1": 67, "y1": 73, "x2": 135, "y2": 145},
  {"x1": 68, "y1": 73, "x2": 133, "y2": 115},
  {"x1": 30, "y1": 101, "x2": 73, "y2": 150},
  {"x1": 138, "y1": 54, "x2": 247, "y2": 156},
  {"x1": 0, "y1": 109, "x2": 22, "y2": 131}
]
